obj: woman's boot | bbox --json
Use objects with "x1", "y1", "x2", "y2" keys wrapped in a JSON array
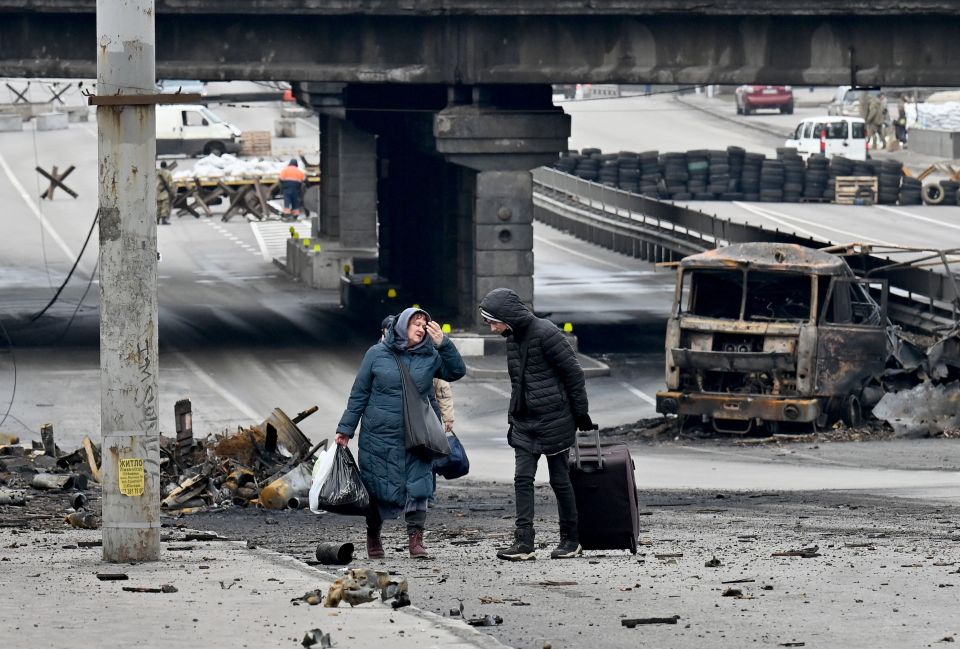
[
  {"x1": 408, "y1": 530, "x2": 429, "y2": 559},
  {"x1": 366, "y1": 525, "x2": 385, "y2": 559}
]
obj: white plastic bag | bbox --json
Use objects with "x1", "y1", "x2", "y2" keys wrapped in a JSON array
[{"x1": 308, "y1": 444, "x2": 335, "y2": 513}]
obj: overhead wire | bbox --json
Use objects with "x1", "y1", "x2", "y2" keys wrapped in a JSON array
[{"x1": 30, "y1": 209, "x2": 100, "y2": 322}]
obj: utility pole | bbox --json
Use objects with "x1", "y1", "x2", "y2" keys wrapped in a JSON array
[{"x1": 97, "y1": 0, "x2": 160, "y2": 561}]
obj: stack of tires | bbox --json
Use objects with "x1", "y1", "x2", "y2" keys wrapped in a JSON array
[
  {"x1": 759, "y1": 158, "x2": 785, "y2": 202},
  {"x1": 598, "y1": 154, "x2": 619, "y2": 187},
  {"x1": 741, "y1": 152, "x2": 764, "y2": 201},
  {"x1": 804, "y1": 154, "x2": 829, "y2": 201},
  {"x1": 554, "y1": 152, "x2": 579, "y2": 174},
  {"x1": 921, "y1": 180, "x2": 959, "y2": 206},
  {"x1": 686, "y1": 150, "x2": 711, "y2": 199},
  {"x1": 778, "y1": 148, "x2": 805, "y2": 203},
  {"x1": 877, "y1": 160, "x2": 903, "y2": 205},
  {"x1": 707, "y1": 150, "x2": 731, "y2": 198},
  {"x1": 574, "y1": 155, "x2": 599, "y2": 181},
  {"x1": 617, "y1": 152, "x2": 641, "y2": 193},
  {"x1": 638, "y1": 150, "x2": 661, "y2": 197},
  {"x1": 899, "y1": 176, "x2": 922, "y2": 205},
  {"x1": 727, "y1": 146, "x2": 746, "y2": 193},
  {"x1": 662, "y1": 153, "x2": 690, "y2": 200},
  {"x1": 852, "y1": 159, "x2": 874, "y2": 178},
  {"x1": 824, "y1": 156, "x2": 853, "y2": 202}
]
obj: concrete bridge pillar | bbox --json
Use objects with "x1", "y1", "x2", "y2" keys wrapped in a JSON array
[
  {"x1": 317, "y1": 115, "x2": 377, "y2": 249},
  {"x1": 434, "y1": 102, "x2": 570, "y2": 328}
]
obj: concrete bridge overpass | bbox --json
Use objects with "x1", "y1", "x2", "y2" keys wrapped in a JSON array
[{"x1": 3, "y1": 0, "x2": 959, "y2": 326}]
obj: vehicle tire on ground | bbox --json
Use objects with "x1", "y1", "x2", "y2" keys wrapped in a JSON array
[
  {"x1": 780, "y1": 103, "x2": 794, "y2": 115},
  {"x1": 922, "y1": 183, "x2": 945, "y2": 205},
  {"x1": 842, "y1": 394, "x2": 863, "y2": 428},
  {"x1": 203, "y1": 141, "x2": 226, "y2": 156}
]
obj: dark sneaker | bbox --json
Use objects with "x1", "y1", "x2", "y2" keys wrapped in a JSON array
[
  {"x1": 497, "y1": 528, "x2": 536, "y2": 561},
  {"x1": 550, "y1": 537, "x2": 582, "y2": 559}
]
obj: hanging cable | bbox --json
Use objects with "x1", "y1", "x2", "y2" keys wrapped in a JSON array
[{"x1": 31, "y1": 209, "x2": 99, "y2": 322}]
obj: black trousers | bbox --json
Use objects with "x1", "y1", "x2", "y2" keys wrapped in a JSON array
[{"x1": 513, "y1": 446, "x2": 578, "y2": 538}]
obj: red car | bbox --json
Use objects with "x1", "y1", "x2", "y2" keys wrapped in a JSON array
[{"x1": 735, "y1": 85, "x2": 794, "y2": 115}]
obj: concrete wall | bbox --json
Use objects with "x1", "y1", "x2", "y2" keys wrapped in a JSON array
[{"x1": 909, "y1": 129, "x2": 960, "y2": 159}]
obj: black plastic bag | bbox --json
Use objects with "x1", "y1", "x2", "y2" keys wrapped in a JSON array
[{"x1": 316, "y1": 446, "x2": 370, "y2": 516}]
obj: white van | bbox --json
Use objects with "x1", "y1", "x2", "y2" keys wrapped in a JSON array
[
  {"x1": 156, "y1": 105, "x2": 242, "y2": 157},
  {"x1": 785, "y1": 116, "x2": 868, "y2": 160}
]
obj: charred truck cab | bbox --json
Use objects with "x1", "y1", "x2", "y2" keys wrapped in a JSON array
[{"x1": 656, "y1": 243, "x2": 891, "y2": 433}]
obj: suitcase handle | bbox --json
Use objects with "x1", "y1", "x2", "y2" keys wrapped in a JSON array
[{"x1": 572, "y1": 425, "x2": 603, "y2": 471}]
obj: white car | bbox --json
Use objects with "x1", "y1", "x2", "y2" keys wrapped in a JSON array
[{"x1": 785, "y1": 116, "x2": 868, "y2": 160}]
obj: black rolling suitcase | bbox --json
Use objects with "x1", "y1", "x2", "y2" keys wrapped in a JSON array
[{"x1": 568, "y1": 429, "x2": 640, "y2": 554}]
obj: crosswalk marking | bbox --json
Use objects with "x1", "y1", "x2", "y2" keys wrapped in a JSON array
[{"x1": 251, "y1": 220, "x2": 310, "y2": 262}]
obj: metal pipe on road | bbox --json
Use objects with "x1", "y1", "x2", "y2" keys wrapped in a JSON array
[{"x1": 97, "y1": 0, "x2": 161, "y2": 562}]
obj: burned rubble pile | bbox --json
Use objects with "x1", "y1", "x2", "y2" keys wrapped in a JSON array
[
  {"x1": 160, "y1": 400, "x2": 326, "y2": 513},
  {"x1": 0, "y1": 400, "x2": 328, "y2": 530}
]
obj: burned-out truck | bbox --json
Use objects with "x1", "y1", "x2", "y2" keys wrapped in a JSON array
[{"x1": 655, "y1": 243, "x2": 891, "y2": 433}]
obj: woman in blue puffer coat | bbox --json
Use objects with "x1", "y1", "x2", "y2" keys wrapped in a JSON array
[{"x1": 335, "y1": 307, "x2": 466, "y2": 559}]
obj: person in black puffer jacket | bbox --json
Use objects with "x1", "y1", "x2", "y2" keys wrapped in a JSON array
[{"x1": 479, "y1": 288, "x2": 593, "y2": 561}]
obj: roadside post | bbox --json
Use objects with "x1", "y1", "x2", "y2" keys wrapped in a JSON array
[{"x1": 95, "y1": 0, "x2": 161, "y2": 561}]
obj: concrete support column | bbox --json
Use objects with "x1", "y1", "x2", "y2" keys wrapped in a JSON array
[
  {"x1": 339, "y1": 120, "x2": 378, "y2": 249},
  {"x1": 97, "y1": 0, "x2": 160, "y2": 562},
  {"x1": 467, "y1": 171, "x2": 534, "y2": 322},
  {"x1": 318, "y1": 114, "x2": 340, "y2": 240}
]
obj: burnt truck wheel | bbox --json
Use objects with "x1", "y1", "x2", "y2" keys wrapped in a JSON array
[
  {"x1": 203, "y1": 141, "x2": 226, "y2": 156},
  {"x1": 843, "y1": 394, "x2": 863, "y2": 428}
]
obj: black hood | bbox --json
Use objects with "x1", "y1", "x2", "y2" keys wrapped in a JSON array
[{"x1": 478, "y1": 288, "x2": 535, "y2": 333}]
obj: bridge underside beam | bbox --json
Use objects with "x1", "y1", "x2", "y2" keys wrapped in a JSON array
[{"x1": 2, "y1": 11, "x2": 960, "y2": 85}]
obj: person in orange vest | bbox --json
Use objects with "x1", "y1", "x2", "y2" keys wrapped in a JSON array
[{"x1": 279, "y1": 159, "x2": 306, "y2": 221}]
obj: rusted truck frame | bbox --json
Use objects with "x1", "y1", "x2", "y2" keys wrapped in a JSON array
[{"x1": 655, "y1": 243, "x2": 891, "y2": 433}]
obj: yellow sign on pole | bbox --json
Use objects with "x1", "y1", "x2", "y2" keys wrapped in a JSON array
[{"x1": 118, "y1": 458, "x2": 145, "y2": 496}]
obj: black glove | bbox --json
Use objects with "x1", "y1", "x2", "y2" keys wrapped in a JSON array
[{"x1": 575, "y1": 414, "x2": 595, "y2": 431}]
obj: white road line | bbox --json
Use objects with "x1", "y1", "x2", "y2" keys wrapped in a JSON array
[
  {"x1": 173, "y1": 352, "x2": 260, "y2": 422},
  {"x1": 251, "y1": 221, "x2": 270, "y2": 260},
  {"x1": 533, "y1": 234, "x2": 630, "y2": 271},
  {"x1": 0, "y1": 150, "x2": 76, "y2": 261},
  {"x1": 619, "y1": 381, "x2": 658, "y2": 406},
  {"x1": 732, "y1": 201, "x2": 897, "y2": 246},
  {"x1": 481, "y1": 383, "x2": 512, "y2": 399},
  {"x1": 875, "y1": 205, "x2": 960, "y2": 233}
]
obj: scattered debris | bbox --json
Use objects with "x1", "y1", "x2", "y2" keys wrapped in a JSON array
[
  {"x1": 96, "y1": 573, "x2": 129, "y2": 581},
  {"x1": 780, "y1": 643, "x2": 805, "y2": 647},
  {"x1": 722, "y1": 587, "x2": 743, "y2": 597},
  {"x1": 65, "y1": 512, "x2": 99, "y2": 529},
  {"x1": 324, "y1": 568, "x2": 408, "y2": 609},
  {"x1": 466, "y1": 615, "x2": 503, "y2": 627},
  {"x1": 772, "y1": 545, "x2": 821, "y2": 558},
  {"x1": 705, "y1": 556, "x2": 722, "y2": 568},
  {"x1": 0, "y1": 490, "x2": 26, "y2": 506},
  {"x1": 292, "y1": 589, "x2": 324, "y2": 606},
  {"x1": 300, "y1": 628, "x2": 332, "y2": 649},
  {"x1": 874, "y1": 382, "x2": 960, "y2": 437},
  {"x1": 722, "y1": 578, "x2": 756, "y2": 585},
  {"x1": 122, "y1": 585, "x2": 177, "y2": 594},
  {"x1": 315, "y1": 542, "x2": 354, "y2": 565},
  {"x1": 621, "y1": 616, "x2": 680, "y2": 628},
  {"x1": 655, "y1": 552, "x2": 683, "y2": 559}
]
